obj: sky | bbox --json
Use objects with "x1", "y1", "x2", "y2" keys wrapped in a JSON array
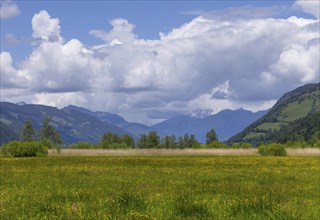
[{"x1": 1, "y1": 0, "x2": 319, "y2": 125}]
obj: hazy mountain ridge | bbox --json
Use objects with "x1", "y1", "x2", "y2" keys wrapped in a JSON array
[
  {"x1": 0, "y1": 102, "x2": 130, "y2": 145},
  {"x1": 0, "y1": 101, "x2": 268, "y2": 145},
  {"x1": 63, "y1": 105, "x2": 153, "y2": 137},
  {"x1": 152, "y1": 108, "x2": 268, "y2": 142},
  {"x1": 0, "y1": 121, "x2": 19, "y2": 145},
  {"x1": 227, "y1": 83, "x2": 320, "y2": 144}
]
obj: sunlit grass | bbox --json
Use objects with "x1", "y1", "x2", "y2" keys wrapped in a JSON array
[
  {"x1": 1, "y1": 156, "x2": 319, "y2": 219},
  {"x1": 256, "y1": 122, "x2": 288, "y2": 132},
  {"x1": 278, "y1": 98, "x2": 313, "y2": 122}
]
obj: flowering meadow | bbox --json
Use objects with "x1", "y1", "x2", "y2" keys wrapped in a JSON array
[{"x1": 1, "y1": 156, "x2": 319, "y2": 219}]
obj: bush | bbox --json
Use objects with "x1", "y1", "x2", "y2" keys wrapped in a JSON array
[
  {"x1": 258, "y1": 143, "x2": 287, "y2": 156},
  {"x1": 69, "y1": 142, "x2": 94, "y2": 149},
  {"x1": 285, "y1": 141, "x2": 308, "y2": 148},
  {"x1": 191, "y1": 142, "x2": 203, "y2": 149},
  {"x1": 1, "y1": 141, "x2": 48, "y2": 157},
  {"x1": 231, "y1": 142, "x2": 253, "y2": 149},
  {"x1": 95, "y1": 142, "x2": 129, "y2": 149},
  {"x1": 206, "y1": 141, "x2": 228, "y2": 149},
  {"x1": 312, "y1": 140, "x2": 320, "y2": 148},
  {"x1": 109, "y1": 143, "x2": 129, "y2": 149}
]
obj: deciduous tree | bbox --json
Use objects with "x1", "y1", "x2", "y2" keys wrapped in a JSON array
[
  {"x1": 122, "y1": 134, "x2": 135, "y2": 147},
  {"x1": 138, "y1": 134, "x2": 148, "y2": 148},
  {"x1": 147, "y1": 131, "x2": 160, "y2": 148},
  {"x1": 206, "y1": 129, "x2": 218, "y2": 144}
]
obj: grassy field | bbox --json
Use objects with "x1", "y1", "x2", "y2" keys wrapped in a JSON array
[{"x1": 1, "y1": 156, "x2": 319, "y2": 219}]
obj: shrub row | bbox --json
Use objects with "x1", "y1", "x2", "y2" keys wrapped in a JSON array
[
  {"x1": 284, "y1": 140, "x2": 320, "y2": 148},
  {"x1": 1, "y1": 141, "x2": 48, "y2": 157},
  {"x1": 68, "y1": 142, "x2": 131, "y2": 149},
  {"x1": 0, "y1": 140, "x2": 289, "y2": 157}
]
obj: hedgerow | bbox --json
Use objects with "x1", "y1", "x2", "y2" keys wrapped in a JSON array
[{"x1": 1, "y1": 141, "x2": 48, "y2": 157}]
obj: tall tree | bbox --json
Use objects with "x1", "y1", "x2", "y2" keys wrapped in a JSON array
[
  {"x1": 137, "y1": 134, "x2": 148, "y2": 148},
  {"x1": 147, "y1": 131, "x2": 160, "y2": 148},
  {"x1": 39, "y1": 116, "x2": 63, "y2": 146},
  {"x1": 21, "y1": 120, "x2": 35, "y2": 142},
  {"x1": 122, "y1": 134, "x2": 135, "y2": 147},
  {"x1": 161, "y1": 135, "x2": 177, "y2": 148},
  {"x1": 101, "y1": 132, "x2": 121, "y2": 147},
  {"x1": 206, "y1": 129, "x2": 218, "y2": 144}
]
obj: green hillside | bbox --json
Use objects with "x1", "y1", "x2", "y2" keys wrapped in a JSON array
[{"x1": 228, "y1": 83, "x2": 320, "y2": 145}]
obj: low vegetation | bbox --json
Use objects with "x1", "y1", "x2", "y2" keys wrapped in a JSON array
[
  {"x1": 1, "y1": 117, "x2": 64, "y2": 157},
  {"x1": 69, "y1": 142, "x2": 95, "y2": 149},
  {"x1": 1, "y1": 156, "x2": 319, "y2": 219},
  {"x1": 258, "y1": 143, "x2": 287, "y2": 156},
  {"x1": 1, "y1": 141, "x2": 48, "y2": 157}
]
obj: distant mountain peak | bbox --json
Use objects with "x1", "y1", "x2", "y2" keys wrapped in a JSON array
[{"x1": 188, "y1": 108, "x2": 214, "y2": 118}]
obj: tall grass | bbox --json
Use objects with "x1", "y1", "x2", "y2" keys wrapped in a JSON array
[
  {"x1": 48, "y1": 148, "x2": 320, "y2": 156},
  {"x1": 1, "y1": 156, "x2": 319, "y2": 219}
]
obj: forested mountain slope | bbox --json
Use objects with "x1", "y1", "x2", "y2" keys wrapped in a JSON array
[
  {"x1": 228, "y1": 83, "x2": 320, "y2": 145},
  {"x1": 0, "y1": 102, "x2": 130, "y2": 145}
]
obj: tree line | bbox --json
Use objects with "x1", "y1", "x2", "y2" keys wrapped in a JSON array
[
  {"x1": 70, "y1": 129, "x2": 236, "y2": 149},
  {"x1": 3, "y1": 116, "x2": 319, "y2": 157},
  {"x1": 0, "y1": 117, "x2": 259, "y2": 156},
  {"x1": 1, "y1": 117, "x2": 63, "y2": 157},
  {"x1": 21, "y1": 117, "x2": 63, "y2": 145}
]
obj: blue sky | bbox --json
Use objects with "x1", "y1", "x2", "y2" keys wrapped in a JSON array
[{"x1": 1, "y1": 0, "x2": 319, "y2": 124}]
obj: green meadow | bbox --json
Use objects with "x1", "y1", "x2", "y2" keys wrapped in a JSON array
[{"x1": 1, "y1": 156, "x2": 319, "y2": 219}]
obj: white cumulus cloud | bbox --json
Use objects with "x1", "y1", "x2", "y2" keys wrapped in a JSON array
[
  {"x1": 0, "y1": 52, "x2": 29, "y2": 88},
  {"x1": 90, "y1": 18, "x2": 136, "y2": 45},
  {"x1": 0, "y1": 0, "x2": 20, "y2": 20},
  {"x1": 32, "y1": 10, "x2": 62, "y2": 42},
  {"x1": 295, "y1": 0, "x2": 320, "y2": 18},
  {"x1": 1, "y1": 7, "x2": 319, "y2": 124}
]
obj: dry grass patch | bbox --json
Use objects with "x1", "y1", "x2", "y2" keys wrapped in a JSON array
[
  {"x1": 287, "y1": 148, "x2": 320, "y2": 156},
  {"x1": 49, "y1": 148, "x2": 259, "y2": 156},
  {"x1": 49, "y1": 148, "x2": 320, "y2": 156}
]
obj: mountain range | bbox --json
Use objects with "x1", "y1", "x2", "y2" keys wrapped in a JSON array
[
  {"x1": 2, "y1": 83, "x2": 319, "y2": 146},
  {"x1": 151, "y1": 109, "x2": 267, "y2": 142},
  {"x1": 0, "y1": 103, "x2": 267, "y2": 145}
]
